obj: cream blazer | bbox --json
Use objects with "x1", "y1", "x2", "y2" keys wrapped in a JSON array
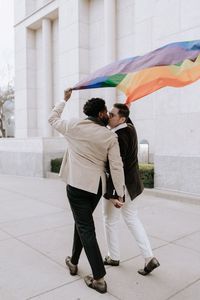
[{"x1": 48, "y1": 101, "x2": 125, "y2": 197}]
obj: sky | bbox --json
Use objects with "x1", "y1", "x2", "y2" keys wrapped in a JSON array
[{"x1": 0, "y1": 0, "x2": 14, "y2": 87}]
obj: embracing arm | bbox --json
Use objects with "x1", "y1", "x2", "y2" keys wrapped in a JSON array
[{"x1": 107, "y1": 136, "x2": 125, "y2": 198}]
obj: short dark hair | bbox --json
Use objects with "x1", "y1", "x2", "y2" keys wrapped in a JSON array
[
  {"x1": 83, "y1": 98, "x2": 106, "y2": 117},
  {"x1": 114, "y1": 103, "x2": 130, "y2": 120}
]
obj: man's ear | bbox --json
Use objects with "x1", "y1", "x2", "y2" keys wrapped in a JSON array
[
  {"x1": 120, "y1": 116, "x2": 126, "y2": 124},
  {"x1": 98, "y1": 111, "x2": 103, "y2": 118}
]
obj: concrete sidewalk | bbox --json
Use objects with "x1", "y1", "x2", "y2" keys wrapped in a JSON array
[{"x1": 0, "y1": 175, "x2": 200, "y2": 300}]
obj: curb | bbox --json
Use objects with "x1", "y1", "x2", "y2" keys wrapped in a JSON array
[{"x1": 144, "y1": 188, "x2": 200, "y2": 205}]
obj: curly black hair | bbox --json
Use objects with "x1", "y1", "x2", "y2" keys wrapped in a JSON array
[{"x1": 83, "y1": 98, "x2": 106, "y2": 117}]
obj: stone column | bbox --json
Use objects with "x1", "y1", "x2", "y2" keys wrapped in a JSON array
[
  {"x1": 104, "y1": 0, "x2": 116, "y2": 106},
  {"x1": 42, "y1": 18, "x2": 52, "y2": 137}
]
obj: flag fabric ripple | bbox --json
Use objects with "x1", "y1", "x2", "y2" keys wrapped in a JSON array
[{"x1": 72, "y1": 40, "x2": 200, "y2": 103}]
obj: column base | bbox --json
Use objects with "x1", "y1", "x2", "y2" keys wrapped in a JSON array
[
  {"x1": 154, "y1": 154, "x2": 200, "y2": 195},
  {"x1": 0, "y1": 137, "x2": 66, "y2": 177}
]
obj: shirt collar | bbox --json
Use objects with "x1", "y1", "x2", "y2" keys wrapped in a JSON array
[{"x1": 111, "y1": 123, "x2": 127, "y2": 133}]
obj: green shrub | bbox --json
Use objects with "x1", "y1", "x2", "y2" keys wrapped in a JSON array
[
  {"x1": 51, "y1": 158, "x2": 62, "y2": 173},
  {"x1": 50, "y1": 158, "x2": 154, "y2": 188},
  {"x1": 139, "y1": 163, "x2": 154, "y2": 188}
]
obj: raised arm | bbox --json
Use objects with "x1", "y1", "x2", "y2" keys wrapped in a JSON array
[{"x1": 48, "y1": 88, "x2": 72, "y2": 135}]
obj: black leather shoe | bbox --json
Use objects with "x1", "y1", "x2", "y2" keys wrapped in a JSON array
[
  {"x1": 65, "y1": 256, "x2": 78, "y2": 275},
  {"x1": 104, "y1": 256, "x2": 120, "y2": 266},
  {"x1": 138, "y1": 257, "x2": 160, "y2": 276},
  {"x1": 84, "y1": 275, "x2": 107, "y2": 294}
]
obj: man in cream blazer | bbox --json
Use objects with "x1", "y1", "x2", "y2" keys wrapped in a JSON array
[{"x1": 48, "y1": 89, "x2": 124, "y2": 294}]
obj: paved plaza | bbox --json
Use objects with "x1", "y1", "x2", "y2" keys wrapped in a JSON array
[{"x1": 0, "y1": 175, "x2": 200, "y2": 300}]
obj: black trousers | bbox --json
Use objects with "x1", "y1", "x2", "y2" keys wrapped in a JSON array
[{"x1": 66, "y1": 181, "x2": 106, "y2": 280}]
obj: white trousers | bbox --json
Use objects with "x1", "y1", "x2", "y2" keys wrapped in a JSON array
[{"x1": 103, "y1": 190, "x2": 153, "y2": 260}]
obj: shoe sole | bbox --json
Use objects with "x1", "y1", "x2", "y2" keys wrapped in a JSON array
[
  {"x1": 65, "y1": 257, "x2": 78, "y2": 276},
  {"x1": 138, "y1": 262, "x2": 160, "y2": 276},
  {"x1": 84, "y1": 276, "x2": 107, "y2": 294}
]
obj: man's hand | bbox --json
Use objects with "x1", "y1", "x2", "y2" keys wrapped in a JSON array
[
  {"x1": 118, "y1": 196, "x2": 124, "y2": 203},
  {"x1": 64, "y1": 88, "x2": 72, "y2": 102},
  {"x1": 111, "y1": 198, "x2": 124, "y2": 208},
  {"x1": 126, "y1": 102, "x2": 131, "y2": 109}
]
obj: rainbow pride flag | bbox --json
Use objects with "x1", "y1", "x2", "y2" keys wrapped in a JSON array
[{"x1": 72, "y1": 40, "x2": 200, "y2": 103}]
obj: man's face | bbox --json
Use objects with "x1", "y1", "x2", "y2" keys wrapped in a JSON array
[
  {"x1": 99, "y1": 108, "x2": 109, "y2": 126},
  {"x1": 108, "y1": 107, "x2": 124, "y2": 128}
]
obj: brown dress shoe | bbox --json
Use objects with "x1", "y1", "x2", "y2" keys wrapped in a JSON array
[
  {"x1": 104, "y1": 256, "x2": 120, "y2": 266},
  {"x1": 138, "y1": 257, "x2": 160, "y2": 276},
  {"x1": 84, "y1": 275, "x2": 107, "y2": 294},
  {"x1": 65, "y1": 256, "x2": 78, "y2": 276}
]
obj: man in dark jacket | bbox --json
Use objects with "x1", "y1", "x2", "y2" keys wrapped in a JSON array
[{"x1": 103, "y1": 103, "x2": 160, "y2": 275}]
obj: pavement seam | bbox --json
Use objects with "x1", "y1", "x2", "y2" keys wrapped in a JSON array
[
  {"x1": 16, "y1": 239, "x2": 67, "y2": 268},
  {"x1": 169, "y1": 242, "x2": 200, "y2": 255},
  {"x1": 111, "y1": 242, "x2": 170, "y2": 266},
  {"x1": 25, "y1": 278, "x2": 82, "y2": 300},
  {"x1": 0, "y1": 186, "x2": 66, "y2": 210},
  {"x1": 168, "y1": 229, "x2": 200, "y2": 254},
  {"x1": 26, "y1": 280, "x2": 121, "y2": 300},
  {"x1": 25, "y1": 277, "x2": 121, "y2": 300},
  {"x1": 148, "y1": 234, "x2": 170, "y2": 243},
  {"x1": 116, "y1": 236, "x2": 200, "y2": 267},
  {"x1": 165, "y1": 277, "x2": 200, "y2": 300},
  {"x1": 0, "y1": 228, "x2": 68, "y2": 269},
  {"x1": 171, "y1": 229, "x2": 200, "y2": 242},
  {"x1": 0, "y1": 223, "x2": 73, "y2": 239},
  {"x1": 0, "y1": 210, "x2": 68, "y2": 226},
  {"x1": 0, "y1": 228, "x2": 121, "y2": 299},
  {"x1": 107, "y1": 292, "x2": 123, "y2": 300},
  {"x1": 148, "y1": 229, "x2": 200, "y2": 246},
  {"x1": 146, "y1": 230, "x2": 200, "y2": 256}
]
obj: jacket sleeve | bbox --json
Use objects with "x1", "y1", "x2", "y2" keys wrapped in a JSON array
[
  {"x1": 48, "y1": 101, "x2": 70, "y2": 135},
  {"x1": 118, "y1": 134, "x2": 128, "y2": 165},
  {"x1": 107, "y1": 136, "x2": 125, "y2": 198}
]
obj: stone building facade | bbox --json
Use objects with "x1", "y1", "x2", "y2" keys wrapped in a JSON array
[{"x1": 0, "y1": 0, "x2": 200, "y2": 195}]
